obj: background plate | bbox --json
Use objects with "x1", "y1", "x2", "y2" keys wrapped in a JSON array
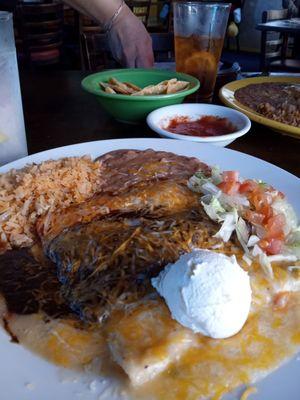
[
  {"x1": 219, "y1": 76, "x2": 300, "y2": 139},
  {"x1": 0, "y1": 138, "x2": 299, "y2": 400}
]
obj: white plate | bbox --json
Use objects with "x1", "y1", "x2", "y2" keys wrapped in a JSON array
[
  {"x1": 146, "y1": 104, "x2": 251, "y2": 147},
  {"x1": 0, "y1": 138, "x2": 299, "y2": 400}
]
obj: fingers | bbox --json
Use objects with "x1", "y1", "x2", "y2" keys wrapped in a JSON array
[
  {"x1": 135, "y1": 50, "x2": 154, "y2": 68},
  {"x1": 126, "y1": 57, "x2": 137, "y2": 68},
  {"x1": 135, "y1": 37, "x2": 154, "y2": 68},
  {"x1": 108, "y1": 7, "x2": 154, "y2": 69},
  {"x1": 122, "y1": 39, "x2": 154, "y2": 68}
]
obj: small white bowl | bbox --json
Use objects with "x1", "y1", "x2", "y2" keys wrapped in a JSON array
[{"x1": 147, "y1": 103, "x2": 251, "y2": 147}]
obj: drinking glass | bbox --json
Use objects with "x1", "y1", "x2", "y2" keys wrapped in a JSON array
[
  {"x1": 174, "y1": 1, "x2": 231, "y2": 102},
  {"x1": 0, "y1": 12, "x2": 28, "y2": 166}
]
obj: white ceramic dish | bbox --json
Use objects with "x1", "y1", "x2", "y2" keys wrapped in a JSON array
[
  {"x1": 0, "y1": 138, "x2": 299, "y2": 400},
  {"x1": 146, "y1": 103, "x2": 251, "y2": 147}
]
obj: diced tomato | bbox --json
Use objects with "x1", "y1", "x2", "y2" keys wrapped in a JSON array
[
  {"x1": 265, "y1": 214, "x2": 285, "y2": 239},
  {"x1": 239, "y1": 179, "x2": 259, "y2": 194},
  {"x1": 249, "y1": 190, "x2": 273, "y2": 211},
  {"x1": 218, "y1": 181, "x2": 240, "y2": 195},
  {"x1": 244, "y1": 210, "x2": 265, "y2": 225},
  {"x1": 260, "y1": 238, "x2": 283, "y2": 255},
  {"x1": 222, "y1": 170, "x2": 239, "y2": 182},
  {"x1": 277, "y1": 191, "x2": 285, "y2": 199},
  {"x1": 259, "y1": 204, "x2": 273, "y2": 221}
]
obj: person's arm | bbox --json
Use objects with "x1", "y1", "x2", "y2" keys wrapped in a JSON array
[
  {"x1": 64, "y1": 0, "x2": 154, "y2": 68},
  {"x1": 282, "y1": 0, "x2": 298, "y2": 17}
]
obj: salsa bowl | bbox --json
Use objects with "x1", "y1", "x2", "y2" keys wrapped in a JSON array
[{"x1": 147, "y1": 103, "x2": 251, "y2": 147}]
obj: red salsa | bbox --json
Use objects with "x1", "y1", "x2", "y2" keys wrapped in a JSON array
[{"x1": 165, "y1": 116, "x2": 236, "y2": 137}]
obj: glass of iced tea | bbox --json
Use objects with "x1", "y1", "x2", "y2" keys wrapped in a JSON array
[{"x1": 174, "y1": 1, "x2": 231, "y2": 102}]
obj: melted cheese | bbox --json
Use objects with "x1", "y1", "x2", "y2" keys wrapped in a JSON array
[{"x1": 106, "y1": 302, "x2": 196, "y2": 385}]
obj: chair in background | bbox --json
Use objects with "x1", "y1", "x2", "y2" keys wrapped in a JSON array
[
  {"x1": 80, "y1": 33, "x2": 118, "y2": 71},
  {"x1": 17, "y1": 1, "x2": 64, "y2": 67},
  {"x1": 260, "y1": 8, "x2": 300, "y2": 72},
  {"x1": 79, "y1": 14, "x2": 101, "y2": 34},
  {"x1": 81, "y1": 31, "x2": 174, "y2": 71},
  {"x1": 79, "y1": 13, "x2": 103, "y2": 71}
]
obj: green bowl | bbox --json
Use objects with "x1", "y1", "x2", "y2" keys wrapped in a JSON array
[{"x1": 81, "y1": 68, "x2": 200, "y2": 123}]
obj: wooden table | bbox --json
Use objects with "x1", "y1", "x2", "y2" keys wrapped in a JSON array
[
  {"x1": 20, "y1": 70, "x2": 300, "y2": 177},
  {"x1": 256, "y1": 18, "x2": 300, "y2": 35}
]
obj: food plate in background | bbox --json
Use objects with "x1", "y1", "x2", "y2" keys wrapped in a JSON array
[
  {"x1": 219, "y1": 76, "x2": 300, "y2": 139},
  {"x1": 0, "y1": 138, "x2": 299, "y2": 400}
]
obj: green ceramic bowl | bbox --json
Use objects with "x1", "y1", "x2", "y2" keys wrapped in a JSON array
[{"x1": 81, "y1": 68, "x2": 200, "y2": 123}]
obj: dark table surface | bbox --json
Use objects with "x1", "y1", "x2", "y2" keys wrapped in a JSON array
[
  {"x1": 256, "y1": 18, "x2": 300, "y2": 34},
  {"x1": 20, "y1": 70, "x2": 300, "y2": 177}
]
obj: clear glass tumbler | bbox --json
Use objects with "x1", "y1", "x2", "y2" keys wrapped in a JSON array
[
  {"x1": 0, "y1": 12, "x2": 28, "y2": 166},
  {"x1": 174, "y1": 1, "x2": 231, "y2": 102}
]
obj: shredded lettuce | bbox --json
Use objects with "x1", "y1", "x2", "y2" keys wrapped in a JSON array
[
  {"x1": 188, "y1": 168, "x2": 300, "y2": 270},
  {"x1": 287, "y1": 226, "x2": 300, "y2": 244},
  {"x1": 200, "y1": 182, "x2": 220, "y2": 196},
  {"x1": 252, "y1": 245, "x2": 274, "y2": 279},
  {"x1": 220, "y1": 193, "x2": 250, "y2": 209},
  {"x1": 188, "y1": 167, "x2": 222, "y2": 192},
  {"x1": 285, "y1": 226, "x2": 300, "y2": 259},
  {"x1": 211, "y1": 166, "x2": 222, "y2": 185},
  {"x1": 201, "y1": 196, "x2": 225, "y2": 222},
  {"x1": 285, "y1": 243, "x2": 300, "y2": 259},
  {"x1": 242, "y1": 253, "x2": 252, "y2": 266},
  {"x1": 247, "y1": 235, "x2": 260, "y2": 247},
  {"x1": 213, "y1": 209, "x2": 238, "y2": 242},
  {"x1": 236, "y1": 217, "x2": 249, "y2": 253},
  {"x1": 267, "y1": 254, "x2": 298, "y2": 263},
  {"x1": 272, "y1": 198, "x2": 298, "y2": 235}
]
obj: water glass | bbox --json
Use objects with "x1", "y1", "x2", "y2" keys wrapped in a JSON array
[{"x1": 0, "y1": 12, "x2": 28, "y2": 166}]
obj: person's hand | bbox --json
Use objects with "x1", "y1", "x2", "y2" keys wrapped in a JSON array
[{"x1": 107, "y1": 4, "x2": 154, "y2": 68}]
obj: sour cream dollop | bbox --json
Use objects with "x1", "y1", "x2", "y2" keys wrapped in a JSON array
[{"x1": 151, "y1": 249, "x2": 252, "y2": 339}]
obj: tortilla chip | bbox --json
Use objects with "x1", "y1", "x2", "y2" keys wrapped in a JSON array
[
  {"x1": 100, "y1": 82, "x2": 130, "y2": 95},
  {"x1": 124, "y1": 82, "x2": 142, "y2": 92},
  {"x1": 133, "y1": 83, "x2": 168, "y2": 96},
  {"x1": 108, "y1": 78, "x2": 136, "y2": 94},
  {"x1": 99, "y1": 82, "x2": 109, "y2": 90},
  {"x1": 105, "y1": 86, "x2": 116, "y2": 94},
  {"x1": 161, "y1": 78, "x2": 178, "y2": 86},
  {"x1": 100, "y1": 77, "x2": 190, "y2": 96},
  {"x1": 166, "y1": 80, "x2": 190, "y2": 94}
]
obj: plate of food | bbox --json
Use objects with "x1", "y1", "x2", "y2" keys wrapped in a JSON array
[
  {"x1": 0, "y1": 138, "x2": 299, "y2": 400},
  {"x1": 219, "y1": 76, "x2": 300, "y2": 138}
]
